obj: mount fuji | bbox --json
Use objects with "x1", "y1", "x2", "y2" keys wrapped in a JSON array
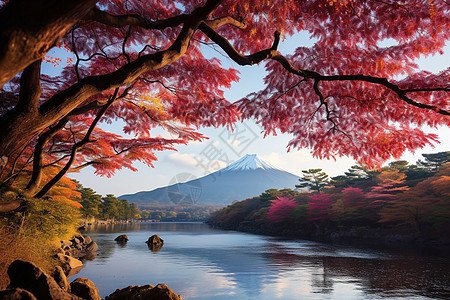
[{"x1": 119, "y1": 154, "x2": 301, "y2": 207}]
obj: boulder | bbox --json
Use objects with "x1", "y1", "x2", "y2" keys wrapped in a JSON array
[
  {"x1": 105, "y1": 283, "x2": 180, "y2": 300},
  {"x1": 60, "y1": 240, "x2": 72, "y2": 249},
  {"x1": 146, "y1": 235, "x2": 164, "y2": 251},
  {"x1": 7, "y1": 260, "x2": 80, "y2": 300},
  {"x1": 70, "y1": 278, "x2": 101, "y2": 300},
  {"x1": 55, "y1": 254, "x2": 83, "y2": 276},
  {"x1": 71, "y1": 238, "x2": 82, "y2": 249},
  {"x1": 114, "y1": 235, "x2": 128, "y2": 243},
  {"x1": 73, "y1": 233, "x2": 85, "y2": 244},
  {"x1": 84, "y1": 235, "x2": 92, "y2": 245},
  {"x1": 0, "y1": 288, "x2": 37, "y2": 300},
  {"x1": 85, "y1": 241, "x2": 98, "y2": 253},
  {"x1": 52, "y1": 266, "x2": 70, "y2": 292}
]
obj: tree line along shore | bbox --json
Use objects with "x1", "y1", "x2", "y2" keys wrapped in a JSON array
[{"x1": 208, "y1": 152, "x2": 450, "y2": 249}]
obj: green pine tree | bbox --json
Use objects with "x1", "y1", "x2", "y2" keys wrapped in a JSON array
[{"x1": 295, "y1": 169, "x2": 329, "y2": 193}]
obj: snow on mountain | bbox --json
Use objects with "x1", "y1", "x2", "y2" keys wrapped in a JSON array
[
  {"x1": 120, "y1": 153, "x2": 301, "y2": 207},
  {"x1": 221, "y1": 154, "x2": 282, "y2": 172}
]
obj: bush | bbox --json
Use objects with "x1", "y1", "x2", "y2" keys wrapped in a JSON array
[{"x1": 0, "y1": 188, "x2": 79, "y2": 289}]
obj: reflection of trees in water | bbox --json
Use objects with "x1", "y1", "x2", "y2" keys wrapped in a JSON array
[
  {"x1": 265, "y1": 242, "x2": 450, "y2": 298},
  {"x1": 311, "y1": 257, "x2": 334, "y2": 294},
  {"x1": 87, "y1": 222, "x2": 216, "y2": 234},
  {"x1": 84, "y1": 224, "x2": 450, "y2": 299},
  {"x1": 321, "y1": 255, "x2": 450, "y2": 298},
  {"x1": 87, "y1": 223, "x2": 141, "y2": 233},
  {"x1": 91, "y1": 236, "x2": 116, "y2": 262}
]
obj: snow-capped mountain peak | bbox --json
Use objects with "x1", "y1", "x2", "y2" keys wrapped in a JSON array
[{"x1": 221, "y1": 154, "x2": 282, "y2": 172}]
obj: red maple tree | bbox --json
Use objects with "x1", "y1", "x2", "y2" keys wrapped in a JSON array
[
  {"x1": 267, "y1": 196, "x2": 298, "y2": 223},
  {"x1": 0, "y1": 0, "x2": 449, "y2": 206},
  {"x1": 306, "y1": 193, "x2": 334, "y2": 222}
]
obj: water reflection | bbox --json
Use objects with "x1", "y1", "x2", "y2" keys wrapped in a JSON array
[{"x1": 74, "y1": 223, "x2": 450, "y2": 299}]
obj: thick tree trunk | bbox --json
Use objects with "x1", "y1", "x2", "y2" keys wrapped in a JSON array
[
  {"x1": 0, "y1": 0, "x2": 221, "y2": 171},
  {"x1": 0, "y1": 0, "x2": 98, "y2": 88}
]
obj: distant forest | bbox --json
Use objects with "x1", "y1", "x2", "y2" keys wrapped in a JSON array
[
  {"x1": 208, "y1": 152, "x2": 450, "y2": 246},
  {"x1": 76, "y1": 186, "x2": 216, "y2": 222}
]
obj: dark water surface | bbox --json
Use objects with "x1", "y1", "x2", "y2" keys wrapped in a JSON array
[{"x1": 72, "y1": 222, "x2": 449, "y2": 299}]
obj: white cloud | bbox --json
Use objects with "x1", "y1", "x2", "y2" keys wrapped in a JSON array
[
  {"x1": 261, "y1": 150, "x2": 354, "y2": 177},
  {"x1": 166, "y1": 153, "x2": 199, "y2": 168}
]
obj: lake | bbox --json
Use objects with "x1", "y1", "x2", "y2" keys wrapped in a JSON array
[{"x1": 72, "y1": 222, "x2": 449, "y2": 299}]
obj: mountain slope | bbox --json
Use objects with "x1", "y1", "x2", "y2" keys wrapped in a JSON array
[{"x1": 120, "y1": 154, "x2": 301, "y2": 206}]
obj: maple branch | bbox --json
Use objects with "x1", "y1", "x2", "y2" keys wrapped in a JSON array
[
  {"x1": 0, "y1": 0, "x2": 222, "y2": 161},
  {"x1": 0, "y1": 145, "x2": 32, "y2": 187},
  {"x1": 0, "y1": 0, "x2": 98, "y2": 88},
  {"x1": 17, "y1": 59, "x2": 42, "y2": 113},
  {"x1": 200, "y1": 24, "x2": 449, "y2": 115},
  {"x1": 314, "y1": 75, "x2": 450, "y2": 116},
  {"x1": 141, "y1": 78, "x2": 177, "y2": 94},
  {"x1": 35, "y1": 89, "x2": 118, "y2": 198},
  {"x1": 312, "y1": 80, "x2": 358, "y2": 143},
  {"x1": 24, "y1": 116, "x2": 70, "y2": 195},
  {"x1": 313, "y1": 80, "x2": 333, "y2": 122},
  {"x1": 43, "y1": 154, "x2": 72, "y2": 169},
  {"x1": 204, "y1": 17, "x2": 247, "y2": 30},
  {"x1": 41, "y1": 0, "x2": 220, "y2": 120},
  {"x1": 85, "y1": 7, "x2": 246, "y2": 30},
  {"x1": 199, "y1": 23, "x2": 280, "y2": 66},
  {"x1": 270, "y1": 55, "x2": 450, "y2": 115},
  {"x1": 68, "y1": 138, "x2": 184, "y2": 172},
  {"x1": 85, "y1": 7, "x2": 188, "y2": 30},
  {"x1": 405, "y1": 87, "x2": 450, "y2": 93},
  {"x1": 122, "y1": 26, "x2": 133, "y2": 63},
  {"x1": 69, "y1": 161, "x2": 101, "y2": 172}
]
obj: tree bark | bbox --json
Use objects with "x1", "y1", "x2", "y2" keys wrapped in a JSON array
[
  {"x1": 0, "y1": 0, "x2": 98, "y2": 88},
  {"x1": 35, "y1": 93, "x2": 117, "y2": 198},
  {"x1": 0, "y1": 0, "x2": 222, "y2": 170},
  {"x1": 24, "y1": 117, "x2": 69, "y2": 195},
  {"x1": 0, "y1": 200, "x2": 21, "y2": 212}
]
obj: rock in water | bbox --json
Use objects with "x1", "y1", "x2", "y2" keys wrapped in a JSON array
[
  {"x1": 114, "y1": 235, "x2": 128, "y2": 244},
  {"x1": 84, "y1": 235, "x2": 92, "y2": 245},
  {"x1": 105, "y1": 283, "x2": 180, "y2": 300},
  {"x1": 55, "y1": 254, "x2": 83, "y2": 277},
  {"x1": 85, "y1": 241, "x2": 98, "y2": 253},
  {"x1": 70, "y1": 278, "x2": 101, "y2": 300},
  {"x1": 145, "y1": 235, "x2": 164, "y2": 251}
]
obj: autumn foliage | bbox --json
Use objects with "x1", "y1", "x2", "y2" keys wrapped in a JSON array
[
  {"x1": 0, "y1": 0, "x2": 449, "y2": 202},
  {"x1": 209, "y1": 153, "x2": 450, "y2": 244},
  {"x1": 267, "y1": 197, "x2": 298, "y2": 223}
]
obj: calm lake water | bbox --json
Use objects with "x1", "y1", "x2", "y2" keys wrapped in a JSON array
[{"x1": 72, "y1": 222, "x2": 449, "y2": 299}]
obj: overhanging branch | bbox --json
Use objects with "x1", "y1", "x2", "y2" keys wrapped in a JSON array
[
  {"x1": 199, "y1": 23, "x2": 280, "y2": 66},
  {"x1": 199, "y1": 23, "x2": 449, "y2": 116},
  {"x1": 85, "y1": 7, "x2": 246, "y2": 30}
]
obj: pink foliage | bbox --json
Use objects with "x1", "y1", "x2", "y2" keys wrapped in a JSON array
[
  {"x1": 341, "y1": 187, "x2": 367, "y2": 209},
  {"x1": 307, "y1": 194, "x2": 334, "y2": 222},
  {"x1": 267, "y1": 197, "x2": 298, "y2": 223}
]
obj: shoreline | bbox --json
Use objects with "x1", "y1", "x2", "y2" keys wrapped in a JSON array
[{"x1": 207, "y1": 221, "x2": 450, "y2": 253}]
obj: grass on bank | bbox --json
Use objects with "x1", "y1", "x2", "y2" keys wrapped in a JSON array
[{"x1": 0, "y1": 187, "x2": 79, "y2": 289}]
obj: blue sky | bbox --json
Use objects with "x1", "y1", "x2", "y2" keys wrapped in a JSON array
[{"x1": 68, "y1": 35, "x2": 449, "y2": 196}]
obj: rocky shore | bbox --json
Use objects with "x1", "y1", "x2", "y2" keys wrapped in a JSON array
[{"x1": 0, "y1": 231, "x2": 180, "y2": 300}]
